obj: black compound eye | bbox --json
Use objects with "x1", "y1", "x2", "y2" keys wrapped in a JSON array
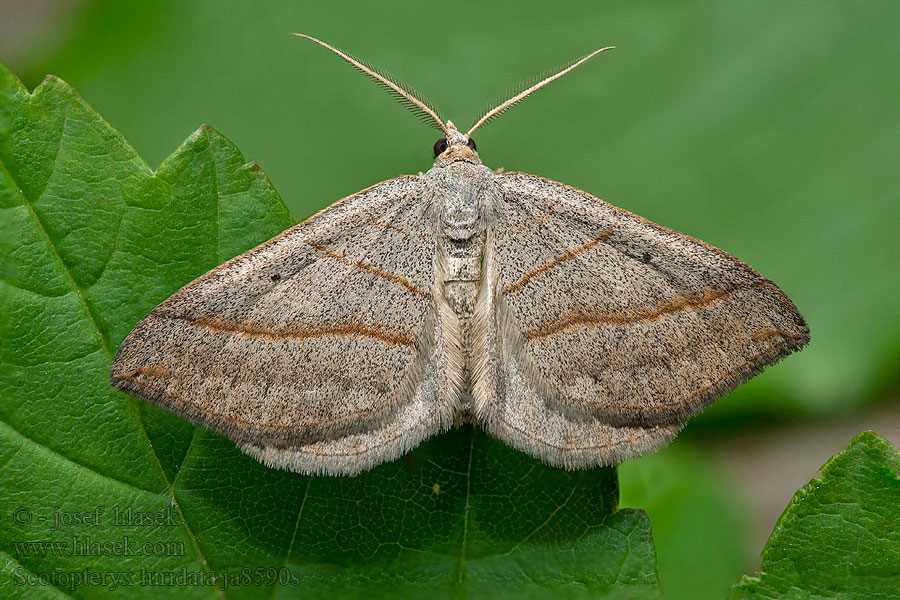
[
  {"x1": 466, "y1": 137, "x2": 476, "y2": 151},
  {"x1": 433, "y1": 137, "x2": 448, "y2": 157}
]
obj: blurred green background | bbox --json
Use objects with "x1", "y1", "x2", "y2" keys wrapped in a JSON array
[{"x1": 3, "y1": 1, "x2": 898, "y2": 598}]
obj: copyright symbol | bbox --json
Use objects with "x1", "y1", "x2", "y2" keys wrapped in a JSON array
[{"x1": 13, "y1": 507, "x2": 32, "y2": 526}]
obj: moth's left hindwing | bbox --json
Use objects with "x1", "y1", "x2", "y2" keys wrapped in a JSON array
[{"x1": 111, "y1": 176, "x2": 457, "y2": 474}]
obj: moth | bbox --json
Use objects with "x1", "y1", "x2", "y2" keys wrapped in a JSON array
[{"x1": 111, "y1": 35, "x2": 809, "y2": 475}]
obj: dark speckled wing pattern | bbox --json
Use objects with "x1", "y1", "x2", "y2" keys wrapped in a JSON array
[
  {"x1": 111, "y1": 176, "x2": 461, "y2": 474},
  {"x1": 475, "y1": 172, "x2": 808, "y2": 467}
]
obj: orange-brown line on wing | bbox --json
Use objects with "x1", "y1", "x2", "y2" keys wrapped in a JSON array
[
  {"x1": 363, "y1": 209, "x2": 430, "y2": 240},
  {"x1": 559, "y1": 325, "x2": 807, "y2": 412},
  {"x1": 672, "y1": 331, "x2": 802, "y2": 408},
  {"x1": 569, "y1": 333, "x2": 794, "y2": 412},
  {"x1": 505, "y1": 228, "x2": 613, "y2": 294},
  {"x1": 751, "y1": 327, "x2": 807, "y2": 342},
  {"x1": 525, "y1": 287, "x2": 735, "y2": 341},
  {"x1": 167, "y1": 314, "x2": 416, "y2": 347},
  {"x1": 308, "y1": 240, "x2": 431, "y2": 297},
  {"x1": 122, "y1": 365, "x2": 172, "y2": 379},
  {"x1": 496, "y1": 201, "x2": 560, "y2": 236}
]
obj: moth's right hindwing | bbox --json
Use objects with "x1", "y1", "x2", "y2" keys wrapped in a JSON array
[{"x1": 111, "y1": 176, "x2": 453, "y2": 469}]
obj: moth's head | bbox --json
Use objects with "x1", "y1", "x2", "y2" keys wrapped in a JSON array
[{"x1": 433, "y1": 121, "x2": 478, "y2": 163}]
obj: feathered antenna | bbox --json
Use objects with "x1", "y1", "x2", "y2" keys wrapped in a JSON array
[
  {"x1": 294, "y1": 34, "x2": 448, "y2": 134},
  {"x1": 466, "y1": 46, "x2": 615, "y2": 138}
]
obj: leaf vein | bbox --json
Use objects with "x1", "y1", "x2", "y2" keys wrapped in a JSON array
[
  {"x1": 1, "y1": 420, "x2": 161, "y2": 496},
  {"x1": 1, "y1": 550, "x2": 76, "y2": 599},
  {"x1": 456, "y1": 430, "x2": 475, "y2": 585},
  {"x1": 505, "y1": 486, "x2": 578, "y2": 554}
]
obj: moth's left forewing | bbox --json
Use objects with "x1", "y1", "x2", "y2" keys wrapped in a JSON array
[
  {"x1": 111, "y1": 175, "x2": 457, "y2": 474},
  {"x1": 477, "y1": 171, "x2": 808, "y2": 459}
]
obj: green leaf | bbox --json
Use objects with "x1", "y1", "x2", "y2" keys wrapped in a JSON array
[
  {"x1": 732, "y1": 431, "x2": 900, "y2": 599},
  {"x1": 0, "y1": 63, "x2": 659, "y2": 598},
  {"x1": 618, "y1": 442, "x2": 751, "y2": 600}
]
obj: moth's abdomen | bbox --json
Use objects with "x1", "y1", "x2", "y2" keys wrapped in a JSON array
[
  {"x1": 431, "y1": 161, "x2": 494, "y2": 421},
  {"x1": 439, "y1": 236, "x2": 485, "y2": 423}
]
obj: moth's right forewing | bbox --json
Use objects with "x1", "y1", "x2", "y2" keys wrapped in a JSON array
[
  {"x1": 111, "y1": 175, "x2": 450, "y2": 451},
  {"x1": 483, "y1": 172, "x2": 809, "y2": 430},
  {"x1": 471, "y1": 236, "x2": 681, "y2": 469}
]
